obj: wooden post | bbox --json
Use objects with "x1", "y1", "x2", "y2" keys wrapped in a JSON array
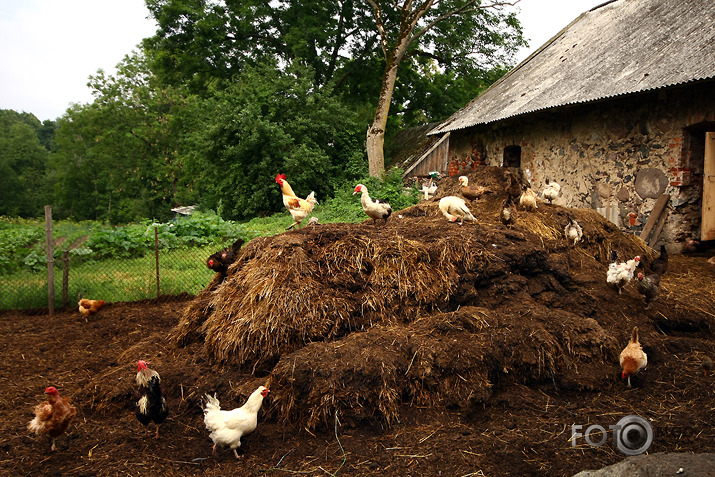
[
  {"x1": 155, "y1": 226, "x2": 160, "y2": 298},
  {"x1": 640, "y1": 194, "x2": 670, "y2": 245},
  {"x1": 44, "y1": 205, "x2": 54, "y2": 316},
  {"x1": 62, "y1": 251, "x2": 70, "y2": 308},
  {"x1": 703, "y1": 132, "x2": 715, "y2": 240}
]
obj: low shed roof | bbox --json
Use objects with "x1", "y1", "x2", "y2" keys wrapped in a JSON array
[{"x1": 430, "y1": 0, "x2": 715, "y2": 135}]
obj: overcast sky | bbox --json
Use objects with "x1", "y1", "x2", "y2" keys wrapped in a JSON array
[{"x1": 0, "y1": 0, "x2": 606, "y2": 122}]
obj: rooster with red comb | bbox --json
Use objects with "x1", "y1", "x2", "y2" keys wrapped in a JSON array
[{"x1": 275, "y1": 173, "x2": 317, "y2": 230}]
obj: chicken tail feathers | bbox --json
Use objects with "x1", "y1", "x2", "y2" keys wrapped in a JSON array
[
  {"x1": 631, "y1": 326, "x2": 639, "y2": 344},
  {"x1": 27, "y1": 416, "x2": 43, "y2": 434},
  {"x1": 204, "y1": 394, "x2": 221, "y2": 414}
]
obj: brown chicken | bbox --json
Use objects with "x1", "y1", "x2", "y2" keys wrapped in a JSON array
[
  {"x1": 458, "y1": 176, "x2": 490, "y2": 201},
  {"x1": 504, "y1": 173, "x2": 522, "y2": 199},
  {"x1": 276, "y1": 174, "x2": 318, "y2": 230},
  {"x1": 619, "y1": 326, "x2": 648, "y2": 387},
  {"x1": 78, "y1": 298, "x2": 106, "y2": 316},
  {"x1": 28, "y1": 386, "x2": 77, "y2": 451},
  {"x1": 206, "y1": 238, "x2": 245, "y2": 276}
]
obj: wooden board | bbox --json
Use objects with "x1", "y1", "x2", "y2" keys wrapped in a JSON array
[
  {"x1": 640, "y1": 193, "x2": 670, "y2": 243},
  {"x1": 702, "y1": 132, "x2": 715, "y2": 241}
]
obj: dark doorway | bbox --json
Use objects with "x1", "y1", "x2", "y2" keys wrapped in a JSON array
[{"x1": 504, "y1": 145, "x2": 521, "y2": 168}]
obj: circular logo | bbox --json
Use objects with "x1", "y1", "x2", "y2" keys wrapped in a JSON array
[{"x1": 614, "y1": 415, "x2": 653, "y2": 456}]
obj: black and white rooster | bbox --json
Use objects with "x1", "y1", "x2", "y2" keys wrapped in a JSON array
[{"x1": 135, "y1": 360, "x2": 169, "y2": 438}]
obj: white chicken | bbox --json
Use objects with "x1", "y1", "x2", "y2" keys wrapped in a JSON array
[
  {"x1": 519, "y1": 185, "x2": 538, "y2": 211},
  {"x1": 564, "y1": 218, "x2": 583, "y2": 245},
  {"x1": 606, "y1": 255, "x2": 641, "y2": 294},
  {"x1": 542, "y1": 179, "x2": 561, "y2": 204},
  {"x1": 420, "y1": 179, "x2": 438, "y2": 200},
  {"x1": 439, "y1": 196, "x2": 476, "y2": 225},
  {"x1": 353, "y1": 184, "x2": 392, "y2": 225},
  {"x1": 275, "y1": 174, "x2": 318, "y2": 230},
  {"x1": 203, "y1": 386, "x2": 270, "y2": 459}
]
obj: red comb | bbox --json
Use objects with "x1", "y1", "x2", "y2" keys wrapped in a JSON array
[{"x1": 275, "y1": 173, "x2": 287, "y2": 183}]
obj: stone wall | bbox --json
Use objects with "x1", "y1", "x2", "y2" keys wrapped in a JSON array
[{"x1": 447, "y1": 81, "x2": 715, "y2": 247}]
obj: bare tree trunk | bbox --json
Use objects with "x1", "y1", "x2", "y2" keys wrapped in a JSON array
[
  {"x1": 365, "y1": 0, "x2": 510, "y2": 176},
  {"x1": 367, "y1": 55, "x2": 402, "y2": 177}
]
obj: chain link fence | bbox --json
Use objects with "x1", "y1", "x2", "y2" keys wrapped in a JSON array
[{"x1": 0, "y1": 223, "x2": 225, "y2": 311}]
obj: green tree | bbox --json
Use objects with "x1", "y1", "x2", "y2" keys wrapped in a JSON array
[
  {"x1": 50, "y1": 52, "x2": 191, "y2": 223},
  {"x1": 0, "y1": 110, "x2": 50, "y2": 216},
  {"x1": 142, "y1": 0, "x2": 525, "y2": 175},
  {"x1": 181, "y1": 61, "x2": 365, "y2": 220},
  {"x1": 363, "y1": 0, "x2": 524, "y2": 176}
]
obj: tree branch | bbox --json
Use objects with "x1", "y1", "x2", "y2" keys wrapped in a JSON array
[
  {"x1": 408, "y1": 0, "x2": 521, "y2": 51},
  {"x1": 366, "y1": 0, "x2": 390, "y2": 58}
]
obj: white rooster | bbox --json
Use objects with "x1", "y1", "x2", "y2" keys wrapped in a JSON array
[
  {"x1": 353, "y1": 184, "x2": 392, "y2": 225},
  {"x1": 439, "y1": 196, "x2": 476, "y2": 225},
  {"x1": 203, "y1": 386, "x2": 270, "y2": 458},
  {"x1": 606, "y1": 255, "x2": 641, "y2": 294}
]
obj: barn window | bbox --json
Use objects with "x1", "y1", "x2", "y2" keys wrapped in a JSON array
[{"x1": 503, "y1": 145, "x2": 521, "y2": 168}]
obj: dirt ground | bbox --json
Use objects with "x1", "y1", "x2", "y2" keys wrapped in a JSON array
[{"x1": 1, "y1": 168, "x2": 714, "y2": 477}]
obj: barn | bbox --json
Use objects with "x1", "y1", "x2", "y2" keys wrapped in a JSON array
[{"x1": 418, "y1": 0, "x2": 715, "y2": 248}]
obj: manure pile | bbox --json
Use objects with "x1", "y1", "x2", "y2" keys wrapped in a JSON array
[{"x1": 171, "y1": 167, "x2": 713, "y2": 430}]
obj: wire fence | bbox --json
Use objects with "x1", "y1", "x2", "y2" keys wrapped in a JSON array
[
  {"x1": 0, "y1": 246, "x2": 217, "y2": 311},
  {"x1": 0, "y1": 218, "x2": 222, "y2": 311}
]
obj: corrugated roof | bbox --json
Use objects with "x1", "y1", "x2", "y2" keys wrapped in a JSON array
[{"x1": 430, "y1": 0, "x2": 715, "y2": 135}]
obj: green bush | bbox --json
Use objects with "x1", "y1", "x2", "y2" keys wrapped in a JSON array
[{"x1": 320, "y1": 168, "x2": 420, "y2": 223}]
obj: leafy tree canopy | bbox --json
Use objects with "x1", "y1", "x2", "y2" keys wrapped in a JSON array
[
  {"x1": 50, "y1": 52, "x2": 191, "y2": 223},
  {"x1": 0, "y1": 110, "x2": 50, "y2": 216},
  {"x1": 143, "y1": 0, "x2": 524, "y2": 128},
  {"x1": 182, "y1": 60, "x2": 366, "y2": 220}
]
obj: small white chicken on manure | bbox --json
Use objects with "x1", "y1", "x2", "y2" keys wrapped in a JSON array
[
  {"x1": 606, "y1": 255, "x2": 641, "y2": 294},
  {"x1": 420, "y1": 171, "x2": 440, "y2": 200},
  {"x1": 620, "y1": 326, "x2": 647, "y2": 387},
  {"x1": 439, "y1": 196, "x2": 476, "y2": 225},
  {"x1": 519, "y1": 185, "x2": 538, "y2": 211},
  {"x1": 564, "y1": 218, "x2": 583, "y2": 246},
  {"x1": 204, "y1": 386, "x2": 270, "y2": 458},
  {"x1": 353, "y1": 184, "x2": 392, "y2": 225},
  {"x1": 542, "y1": 178, "x2": 561, "y2": 204}
]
